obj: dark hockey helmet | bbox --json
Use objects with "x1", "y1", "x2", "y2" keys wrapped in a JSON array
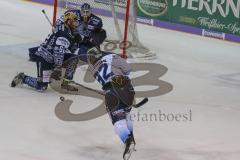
[
  {"x1": 87, "y1": 46, "x2": 102, "y2": 64},
  {"x1": 81, "y1": 3, "x2": 91, "y2": 22},
  {"x1": 64, "y1": 11, "x2": 79, "y2": 29}
]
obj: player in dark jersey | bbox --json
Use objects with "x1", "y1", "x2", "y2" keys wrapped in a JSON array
[
  {"x1": 55, "y1": 3, "x2": 106, "y2": 61},
  {"x1": 53, "y1": 3, "x2": 107, "y2": 85},
  {"x1": 77, "y1": 3, "x2": 106, "y2": 61},
  {"x1": 11, "y1": 11, "x2": 80, "y2": 91}
]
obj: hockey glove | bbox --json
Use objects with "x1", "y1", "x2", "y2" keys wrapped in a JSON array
[
  {"x1": 73, "y1": 33, "x2": 82, "y2": 44},
  {"x1": 112, "y1": 75, "x2": 130, "y2": 89}
]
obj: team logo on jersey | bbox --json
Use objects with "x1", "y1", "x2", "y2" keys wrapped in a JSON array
[{"x1": 137, "y1": 0, "x2": 168, "y2": 17}]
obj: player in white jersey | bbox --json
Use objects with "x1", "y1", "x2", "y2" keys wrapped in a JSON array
[{"x1": 86, "y1": 47, "x2": 136, "y2": 160}]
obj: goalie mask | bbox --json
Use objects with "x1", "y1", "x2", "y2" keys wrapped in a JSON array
[
  {"x1": 64, "y1": 11, "x2": 79, "y2": 30},
  {"x1": 81, "y1": 3, "x2": 91, "y2": 22}
]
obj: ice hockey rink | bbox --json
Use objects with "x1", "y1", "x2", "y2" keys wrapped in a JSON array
[{"x1": 0, "y1": 0, "x2": 240, "y2": 160}]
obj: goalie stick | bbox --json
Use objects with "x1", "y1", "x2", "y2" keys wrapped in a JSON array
[
  {"x1": 67, "y1": 81, "x2": 148, "y2": 108},
  {"x1": 41, "y1": 9, "x2": 55, "y2": 33}
]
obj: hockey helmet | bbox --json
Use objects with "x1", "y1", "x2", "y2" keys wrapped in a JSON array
[
  {"x1": 64, "y1": 11, "x2": 79, "y2": 29},
  {"x1": 81, "y1": 3, "x2": 91, "y2": 22}
]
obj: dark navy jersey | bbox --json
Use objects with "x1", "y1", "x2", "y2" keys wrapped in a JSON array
[
  {"x1": 35, "y1": 26, "x2": 75, "y2": 67},
  {"x1": 76, "y1": 13, "x2": 103, "y2": 39},
  {"x1": 55, "y1": 10, "x2": 103, "y2": 39},
  {"x1": 80, "y1": 14, "x2": 103, "y2": 30}
]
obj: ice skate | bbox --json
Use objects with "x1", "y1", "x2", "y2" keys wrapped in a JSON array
[
  {"x1": 123, "y1": 134, "x2": 135, "y2": 160},
  {"x1": 11, "y1": 72, "x2": 25, "y2": 87}
]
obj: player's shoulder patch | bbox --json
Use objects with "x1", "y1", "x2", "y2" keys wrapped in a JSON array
[{"x1": 56, "y1": 37, "x2": 70, "y2": 48}]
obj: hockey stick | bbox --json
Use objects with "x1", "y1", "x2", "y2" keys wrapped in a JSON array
[
  {"x1": 70, "y1": 81, "x2": 148, "y2": 108},
  {"x1": 133, "y1": 97, "x2": 148, "y2": 108},
  {"x1": 71, "y1": 81, "x2": 105, "y2": 96},
  {"x1": 41, "y1": 9, "x2": 55, "y2": 32}
]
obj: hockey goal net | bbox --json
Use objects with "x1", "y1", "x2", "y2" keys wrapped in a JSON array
[{"x1": 53, "y1": 0, "x2": 156, "y2": 59}]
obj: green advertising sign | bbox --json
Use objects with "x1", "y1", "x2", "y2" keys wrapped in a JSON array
[
  {"x1": 137, "y1": 0, "x2": 170, "y2": 21},
  {"x1": 137, "y1": 0, "x2": 240, "y2": 36},
  {"x1": 137, "y1": 0, "x2": 168, "y2": 17}
]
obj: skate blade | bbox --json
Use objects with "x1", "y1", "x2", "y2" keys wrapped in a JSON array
[{"x1": 123, "y1": 143, "x2": 135, "y2": 160}]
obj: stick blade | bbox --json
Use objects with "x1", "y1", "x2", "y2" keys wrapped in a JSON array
[{"x1": 134, "y1": 97, "x2": 148, "y2": 108}]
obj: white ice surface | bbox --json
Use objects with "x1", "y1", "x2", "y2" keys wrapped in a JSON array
[{"x1": 0, "y1": 0, "x2": 240, "y2": 160}]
